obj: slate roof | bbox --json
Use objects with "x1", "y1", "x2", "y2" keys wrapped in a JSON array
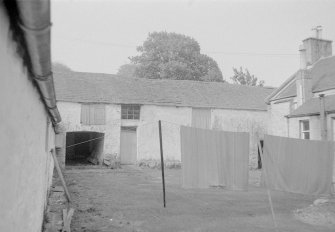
[
  {"x1": 267, "y1": 56, "x2": 335, "y2": 103},
  {"x1": 288, "y1": 95, "x2": 335, "y2": 118},
  {"x1": 54, "y1": 71, "x2": 274, "y2": 111}
]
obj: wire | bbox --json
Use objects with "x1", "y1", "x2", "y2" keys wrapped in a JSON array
[
  {"x1": 138, "y1": 121, "x2": 158, "y2": 127},
  {"x1": 160, "y1": 120, "x2": 185, "y2": 127},
  {"x1": 204, "y1": 51, "x2": 298, "y2": 56},
  {"x1": 138, "y1": 120, "x2": 184, "y2": 128},
  {"x1": 54, "y1": 36, "x2": 137, "y2": 48},
  {"x1": 54, "y1": 36, "x2": 299, "y2": 56},
  {"x1": 66, "y1": 135, "x2": 105, "y2": 148}
]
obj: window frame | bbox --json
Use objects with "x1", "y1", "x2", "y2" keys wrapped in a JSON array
[
  {"x1": 299, "y1": 120, "x2": 310, "y2": 140},
  {"x1": 121, "y1": 104, "x2": 141, "y2": 120}
]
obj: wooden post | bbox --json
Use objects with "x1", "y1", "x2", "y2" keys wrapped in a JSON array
[
  {"x1": 51, "y1": 149, "x2": 71, "y2": 202},
  {"x1": 319, "y1": 94, "x2": 327, "y2": 140},
  {"x1": 158, "y1": 120, "x2": 166, "y2": 208},
  {"x1": 257, "y1": 137, "x2": 278, "y2": 230}
]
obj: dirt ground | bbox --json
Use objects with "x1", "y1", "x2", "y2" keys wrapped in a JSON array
[{"x1": 65, "y1": 166, "x2": 335, "y2": 232}]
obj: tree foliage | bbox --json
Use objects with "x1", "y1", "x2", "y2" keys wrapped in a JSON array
[
  {"x1": 129, "y1": 32, "x2": 223, "y2": 82},
  {"x1": 117, "y1": 63, "x2": 137, "y2": 77},
  {"x1": 53, "y1": 62, "x2": 72, "y2": 72},
  {"x1": 230, "y1": 67, "x2": 264, "y2": 87}
]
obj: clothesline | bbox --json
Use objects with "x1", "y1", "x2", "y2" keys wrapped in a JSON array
[
  {"x1": 65, "y1": 121, "x2": 184, "y2": 149},
  {"x1": 138, "y1": 120, "x2": 185, "y2": 127},
  {"x1": 66, "y1": 136, "x2": 105, "y2": 148}
]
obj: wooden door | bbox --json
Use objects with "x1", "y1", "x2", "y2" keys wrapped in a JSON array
[
  {"x1": 192, "y1": 108, "x2": 211, "y2": 129},
  {"x1": 120, "y1": 127, "x2": 137, "y2": 164}
]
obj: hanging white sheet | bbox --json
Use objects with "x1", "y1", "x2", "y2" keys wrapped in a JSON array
[
  {"x1": 181, "y1": 126, "x2": 249, "y2": 190},
  {"x1": 262, "y1": 135, "x2": 334, "y2": 195}
]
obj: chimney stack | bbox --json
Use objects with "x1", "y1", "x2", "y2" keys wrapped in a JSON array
[
  {"x1": 312, "y1": 25, "x2": 323, "y2": 39},
  {"x1": 299, "y1": 44, "x2": 307, "y2": 69},
  {"x1": 302, "y1": 26, "x2": 332, "y2": 66},
  {"x1": 296, "y1": 28, "x2": 332, "y2": 107}
]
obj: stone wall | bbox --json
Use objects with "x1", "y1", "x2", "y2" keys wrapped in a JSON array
[
  {"x1": 211, "y1": 108, "x2": 268, "y2": 168},
  {"x1": 58, "y1": 101, "x2": 269, "y2": 167},
  {"x1": 0, "y1": 5, "x2": 55, "y2": 231},
  {"x1": 137, "y1": 105, "x2": 192, "y2": 161},
  {"x1": 137, "y1": 106, "x2": 268, "y2": 168},
  {"x1": 58, "y1": 99, "x2": 270, "y2": 170},
  {"x1": 57, "y1": 102, "x2": 121, "y2": 162}
]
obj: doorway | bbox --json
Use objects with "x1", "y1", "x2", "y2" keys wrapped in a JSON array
[
  {"x1": 66, "y1": 131, "x2": 104, "y2": 166},
  {"x1": 120, "y1": 127, "x2": 137, "y2": 164}
]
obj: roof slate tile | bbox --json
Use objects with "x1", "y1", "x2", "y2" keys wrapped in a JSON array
[{"x1": 54, "y1": 71, "x2": 274, "y2": 111}]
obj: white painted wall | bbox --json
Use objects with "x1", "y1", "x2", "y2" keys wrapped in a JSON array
[
  {"x1": 57, "y1": 102, "x2": 121, "y2": 159},
  {"x1": 137, "y1": 105, "x2": 192, "y2": 161},
  {"x1": 268, "y1": 101, "x2": 291, "y2": 137},
  {"x1": 137, "y1": 106, "x2": 268, "y2": 164},
  {"x1": 288, "y1": 116, "x2": 321, "y2": 140},
  {"x1": 0, "y1": 5, "x2": 55, "y2": 232},
  {"x1": 211, "y1": 108, "x2": 268, "y2": 167},
  {"x1": 59, "y1": 101, "x2": 269, "y2": 164}
]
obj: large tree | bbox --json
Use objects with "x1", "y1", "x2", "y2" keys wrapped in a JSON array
[
  {"x1": 53, "y1": 62, "x2": 72, "y2": 72},
  {"x1": 230, "y1": 67, "x2": 264, "y2": 87},
  {"x1": 129, "y1": 32, "x2": 223, "y2": 82},
  {"x1": 117, "y1": 63, "x2": 137, "y2": 77}
]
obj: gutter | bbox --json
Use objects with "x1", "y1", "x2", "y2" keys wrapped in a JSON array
[
  {"x1": 16, "y1": 0, "x2": 61, "y2": 124},
  {"x1": 286, "y1": 110, "x2": 335, "y2": 118},
  {"x1": 319, "y1": 94, "x2": 327, "y2": 140}
]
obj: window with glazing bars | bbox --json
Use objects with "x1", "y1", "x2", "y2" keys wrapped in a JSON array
[
  {"x1": 121, "y1": 104, "x2": 140, "y2": 120},
  {"x1": 300, "y1": 120, "x2": 310, "y2": 139}
]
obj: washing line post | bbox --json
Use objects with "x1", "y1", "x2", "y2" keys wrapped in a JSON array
[
  {"x1": 257, "y1": 137, "x2": 278, "y2": 230},
  {"x1": 158, "y1": 120, "x2": 166, "y2": 208}
]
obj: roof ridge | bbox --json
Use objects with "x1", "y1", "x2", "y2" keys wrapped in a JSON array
[
  {"x1": 56, "y1": 70, "x2": 275, "y2": 91},
  {"x1": 54, "y1": 71, "x2": 273, "y2": 110}
]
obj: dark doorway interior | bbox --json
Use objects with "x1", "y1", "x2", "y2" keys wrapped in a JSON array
[{"x1": 66, "y1": 131, "x2": 104, "y2": 166}]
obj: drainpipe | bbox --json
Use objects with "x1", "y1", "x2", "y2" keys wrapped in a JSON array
[
  {"x1": 15, "y1": 0, "x2": 61, "y2": 124},
  {"x1": 319, "y1": 94, "x2": 327, "y2": 140}
]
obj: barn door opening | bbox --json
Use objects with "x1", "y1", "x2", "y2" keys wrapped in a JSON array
[
  {"x1": 66, "y1": 131, "x2": 104, "y2": 166},
  {"x1": 120, "y1": 127, "x2": 137, "y2": 165}
]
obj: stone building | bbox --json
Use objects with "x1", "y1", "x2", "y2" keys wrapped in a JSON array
[
  {"x1": 0, "y1": 1, "x2": 61, "y2": 231},
  {"x1": 54, "y1": 71, "x2": 273, "y2": 167},
  {"x1": 266, "y1": 29, "x2": 335, "y2": 141}
]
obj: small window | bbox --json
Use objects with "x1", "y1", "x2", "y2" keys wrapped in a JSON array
[
  {"x1": 81, "y1": 104, "x2": 106, "y2": 125},
  {"x1": 300, "y1": 120, "x2": 310, "y2": 139},
  {"x1": 121, "y1": 104, "x2": 140, "y2": 120}
]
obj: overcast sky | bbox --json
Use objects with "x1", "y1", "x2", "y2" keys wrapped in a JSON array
[{"x1": 52, "y1": 0, "x2": 335, "y2": 87}]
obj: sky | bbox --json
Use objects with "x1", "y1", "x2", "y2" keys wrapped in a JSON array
[{"x1": 51, "y1": 0, "x2": 335, "y2": 87}]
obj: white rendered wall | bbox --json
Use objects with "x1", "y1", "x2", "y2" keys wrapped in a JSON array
[
  {"x1": 268, "y1": 101, "x2": 291, "y2": 137},
  {"x1": 0, "y1": 5, "x2": 55, "y2": 232},
  {"x1": 211, "y1": 108, "x2": 269, "y2": 167},
  {"x1": 137, "y1": 105, "x2": 192, "y2": 161},
  {"x1": 288, "y1": 116, "x2": 321, "y2": 140},
  {"x1": 57, "y1": 102, "x2": 121, "y2": 157}
]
